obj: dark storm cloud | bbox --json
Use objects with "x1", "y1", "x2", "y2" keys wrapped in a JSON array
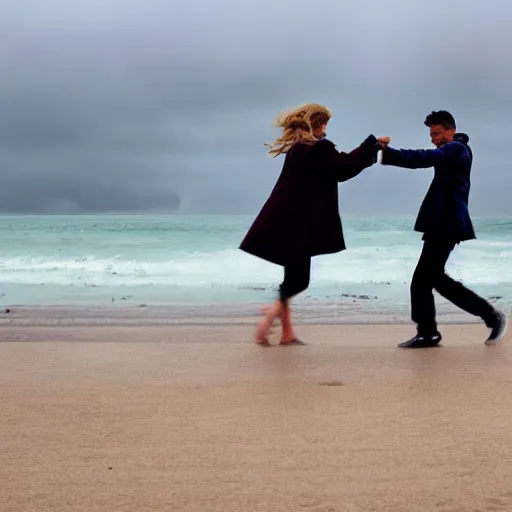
[{"x1": 0, "y1": 0, "x2": 511, "y2": 214}]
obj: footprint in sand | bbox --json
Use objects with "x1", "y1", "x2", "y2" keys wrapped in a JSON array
[{"x1": 319, "y1": 380, "x2": 344, "y2": 387}]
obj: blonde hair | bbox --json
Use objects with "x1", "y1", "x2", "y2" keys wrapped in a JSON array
[{"x1": 264, "y1": 103, "x2": 332, "y2": 157}]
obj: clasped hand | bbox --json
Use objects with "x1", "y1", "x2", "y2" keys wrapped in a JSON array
[{"x1": 377, "y1": 136, "x2": 390, "y2": 149}]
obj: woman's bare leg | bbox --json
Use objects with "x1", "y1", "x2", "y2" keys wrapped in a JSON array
[
  {"x1": 255, "y1": 301, "x2": 282, "y2": 345},
  {"x1": 259, "y1": 300, "x2": 295, "y2": 343},
  {"x1": 279, "y1": 300, "x2": 297, "y2": 344},
  {"x1": 256, "y1": 258, "x2": 310, "y2": 346}
]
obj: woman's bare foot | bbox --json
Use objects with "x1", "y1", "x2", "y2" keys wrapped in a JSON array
[
  {"x1": 279, "y1": 338, "x2": 306, "y2": 346},
  {"x1": 255, "y1": 318, "x2": 273, "y2": 345},
  {"x1": 256, "y1": 336, "x2": 271, "y2": 346}
]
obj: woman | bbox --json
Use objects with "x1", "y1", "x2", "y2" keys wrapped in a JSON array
[{"x1": 239, "y1": 103, "x2": 389, "y2": 345}]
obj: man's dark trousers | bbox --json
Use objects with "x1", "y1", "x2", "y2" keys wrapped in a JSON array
[{"x1": 411, "y1": 239, "x2": 496, "y2": 334}]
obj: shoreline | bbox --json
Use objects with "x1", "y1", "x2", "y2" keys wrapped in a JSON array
[{"x1": 0, "y1": 301, "x2": 504, "y2": 327}]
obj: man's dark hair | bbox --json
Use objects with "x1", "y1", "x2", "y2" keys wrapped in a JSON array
[{"x1": 424, "y1": 110, "x2": 456, "y2": 130}]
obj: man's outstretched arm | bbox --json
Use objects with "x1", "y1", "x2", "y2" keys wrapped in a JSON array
[{"x1": 380, "y1": 142, "x2": 464, "y2": 169}]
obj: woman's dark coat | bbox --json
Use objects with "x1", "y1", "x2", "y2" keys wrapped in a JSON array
[{"x1": 239, "y1": 135, "x2": 379, "y2": 266}]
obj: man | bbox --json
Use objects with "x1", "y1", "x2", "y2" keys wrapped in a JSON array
[{"x1": 380, "y1": 110, "x2": 507, "y2": 348}]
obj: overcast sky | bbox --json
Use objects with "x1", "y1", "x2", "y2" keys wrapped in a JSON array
[{"x1": 1, "y1": 0, "x2": 511, "y2": 215}]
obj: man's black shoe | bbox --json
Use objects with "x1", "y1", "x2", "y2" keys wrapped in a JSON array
[
  {"x1": 398, "y1": 332, "x2": 442, "y2": 349},
  {"x1": 485, "y1": 310, "x2": 508, "y2": 345}
]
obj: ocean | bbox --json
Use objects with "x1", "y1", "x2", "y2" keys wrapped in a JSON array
[{"x1": 0, "y1": 214, "x2": 511, "y2": 318}]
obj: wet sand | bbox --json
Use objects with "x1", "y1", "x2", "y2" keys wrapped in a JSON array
[{"x1": 1, "y1": 322, "x2": 511, "y2": 512}]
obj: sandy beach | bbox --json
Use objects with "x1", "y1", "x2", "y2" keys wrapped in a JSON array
[{"x1": 1, "y1": 320, "x2": 511, "y2": 512}]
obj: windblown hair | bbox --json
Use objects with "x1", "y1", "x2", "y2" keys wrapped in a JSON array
[
  {"x1": 424, "y1": 110, "x2": 456, "y2": 130},
  {"x1": 265, "y1": 103, "x2": 332, "y2": 157}
]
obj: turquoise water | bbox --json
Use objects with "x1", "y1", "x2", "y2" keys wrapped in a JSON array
[{"x1": 0, "y1": 214, "x2": 510, "y2": 313}]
